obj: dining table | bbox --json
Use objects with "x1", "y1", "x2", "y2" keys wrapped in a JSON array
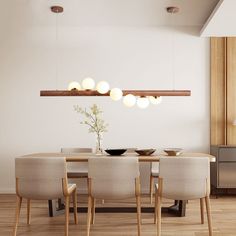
[{"x1": 21, "y1": 152, "x2": 215, "y2": 218}]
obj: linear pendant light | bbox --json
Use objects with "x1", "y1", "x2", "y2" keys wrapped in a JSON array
[
  {"x1": 40, "y1": 6, "x2": 191, "y2": 99},
  {"x1": 40, "y1": 90, "x2": 191, "y2": 96}
]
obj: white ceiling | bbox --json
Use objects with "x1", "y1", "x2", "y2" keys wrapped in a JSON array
[
  {"x1": 0, "y1": 0, "x2": 219, "y2": 28},
  {"x1": 201, "y1": 0, "x2": 236, "y2": 36}
]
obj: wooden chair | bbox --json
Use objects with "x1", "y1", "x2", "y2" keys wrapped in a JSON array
[
  {"x1": 61, "y1": 148, "x2": 92, "y2": 179},
  {"x1": 155, "y1": 157, "x2": 213, "y2": 236},
  {"x1": 149, "y1": 162, "x2": 159, "y2": 204},
  {"x1": 87, "y1": 156, "x2": 141, "y2": 236},
  {"x1": 13, "y1": 157, "x2": 78, "y2": 236}
]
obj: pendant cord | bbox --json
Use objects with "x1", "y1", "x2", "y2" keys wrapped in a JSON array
[
  {"x1": 55, "y1": 11, "x2": 59, "y2": 89},
  {"x1": 171, "y1": 12, "x2": 175, "y2": 91}
]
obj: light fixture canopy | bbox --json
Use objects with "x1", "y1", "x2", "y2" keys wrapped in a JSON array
[
  {"x1": 166, "y1": 6, "x2": 179, "y2": 14},
  {"x1": 96, "y1": 81, "x2": 110, "y2": 94},
  {"x1": 51, "y1": 6, "x2": 64, "y2": 13},
  {"x1": 123, "y1": 94, "x2": 136, "y2": 107},
  {"x1": 82, "y1": 77, "x2": 95, "y2": 90},
  {"x1": 110, "y1": 88, "x2": 123, "y2": 101}
]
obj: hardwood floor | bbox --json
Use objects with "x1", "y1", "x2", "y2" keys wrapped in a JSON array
[{"x1": 1, "y1": 194, "x2": 236, "y2": 236}]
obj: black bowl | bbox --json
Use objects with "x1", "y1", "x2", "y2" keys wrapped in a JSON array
[{"x1": 105, "y1": 149, "x2": 127, "y2": 156}]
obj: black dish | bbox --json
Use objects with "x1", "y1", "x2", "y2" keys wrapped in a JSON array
[{"x1": 105, "y1": 149, "x2": 127, "y2": 156}]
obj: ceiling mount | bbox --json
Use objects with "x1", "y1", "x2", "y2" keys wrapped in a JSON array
[
  {"x1": 51, "y1": 6, "x2": 64, "y2": 13},
  {"x1": 166, "y1": 6, "x2": 179, "y2": 14}
]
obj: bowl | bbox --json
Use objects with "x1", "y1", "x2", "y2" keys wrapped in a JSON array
[
  {"x1": 135, "y1": 149, "x2": 156, "y2": 156},
  {"x1": 164, "y1": 148, "x2": 183, "y2": 156},
  {"x1": 105, "y1": 149, "x2": 127, "y2": 156}
]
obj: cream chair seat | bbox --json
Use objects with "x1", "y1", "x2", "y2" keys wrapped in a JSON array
[
  {"x1": 13, "y1": 157, "x2": 78, "y2": 236},
  {"x1": 155, "y1": 157, "x2": 213, "y2": 236},
  {"x1": 87, "y1": 156, "x2": 141, "y2": 236}
]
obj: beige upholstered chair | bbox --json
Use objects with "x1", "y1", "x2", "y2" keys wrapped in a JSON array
[
  {"x1": 87, "y1": 156, "x2": 141, "y2": 236},
  {"x1": 61, "y1": 148, "x2": 92, "y2": 178},
  {"x1": 155, "y1": 157, "x2": 212, "y2": 236},
  {"x1": 13, "y1": 157, "x2": 78, "y2": 236},
  {"x1": 150, "y1": 162, "x2": 159, "y2": 204}
]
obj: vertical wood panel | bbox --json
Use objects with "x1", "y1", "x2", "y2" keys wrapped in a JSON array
[
  {"x1": 210, "y1": 37, "x2": 227, "y2": 145},
  {"x1": 227, "y1": 37, "x2": 236, "y2": 145}
]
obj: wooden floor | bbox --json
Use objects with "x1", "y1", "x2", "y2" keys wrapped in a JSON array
[{"x1": 1, "y1": 194, "x2": 236, "y2": 236}]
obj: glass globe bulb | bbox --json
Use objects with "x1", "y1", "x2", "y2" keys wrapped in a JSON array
[
  {"x1": 96, "y1": 81, "x2": 110, "y2": 94},
  {"x1": 149, "y1": 96, "x2": 162, "y2": 105},
  {"x1": 82, "y1": 77, "x2": 95, "y2": 90},
  {"x1": 68, "y1": 81, "x2": 81, "y2": 91},
  {"x1": 123, "y1": 94, "x2": 136, "y2": 107},
  {"x1": 110, "y1": 88, "x2": 123, "y2": 101},
  {"x1": 137, "y1": 97, "x2": 149, "y2": 109}
]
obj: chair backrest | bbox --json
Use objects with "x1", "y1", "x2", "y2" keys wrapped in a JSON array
[
  {"x1": 126, "y1": 148, "x2": 137, "y2": 154},
  {"x1": 159, "y1": 157, "x2": 210, "y2": 200},
  {"x1": 88, "y1": 157, "x2": 140, "y2": 200},
  {"x1": 15, "y1": 157, "x2": 67, "y2": 200},
  {"x1": 61, "y1": 148, "x2": 92, "y2": 153},
  {"x1": 61, "y1": 148, "x2": 92, "y2": 172}
]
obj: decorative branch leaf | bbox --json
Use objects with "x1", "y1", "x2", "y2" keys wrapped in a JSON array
[{"x1": 74, "y1": 104, "x2": 108, "y2": 135}]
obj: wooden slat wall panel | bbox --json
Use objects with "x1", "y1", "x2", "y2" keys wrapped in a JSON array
[
  {"x1": 210, "y1": 37, "x2": 227, "y2": 145},
  {"x1": 227, "y1": 37, "x2": 236, "y2": 145}
]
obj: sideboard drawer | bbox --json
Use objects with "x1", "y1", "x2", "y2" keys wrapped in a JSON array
[
  {"x1": 219, "y1": 148, "x2": 236, "y2": 162},
  {"x1": 218, "y1": 163, "x2": 236, "y2": 188}
]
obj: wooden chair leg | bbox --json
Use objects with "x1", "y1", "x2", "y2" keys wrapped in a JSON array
[
  {"x1": 87, "y1": 196, "x2": 92, "y2": 236},
  {"x1": 154, "y1": 190, "x2": 157, "y2": 224},
  {"x1": 65, "y1": 196, "x2": 70, "y2": 236},
  {"x1": 150, "y1": 175, "x2": 154, "y2": 204},
  {"x1": 200, "y1": 198, "x2": 204, "y2": 224},
  {"x1": 91, "y1": 198, "x2": 95, "y2": 225},
  {"x1": 136, "y1": 195, "x2": 141, "y2": 236},
  {"x1": 157, "y1": 195, "x2": 162, "y2": 236},
  {"x1": 73, "y1": 190, "x2": 78, "y2": 224},
  {"x1": 205, "y1": 196, "x2": 213, "y2": 236},
  {"x1": 27, "y1": 199, "x2": 31, "y2": 225},
  {"x1": 13, "y1": 196, "x2": 22, "y2": 236}
]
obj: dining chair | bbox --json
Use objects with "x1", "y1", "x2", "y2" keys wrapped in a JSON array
[
  {"x1": 61, "y1": 148, "x2": 92, "y2": 179},
  {"x1": 155, "y1": 157, "x2": 213, "y2": 236},
  {"x1": 87, "y1": 156, "x2": 141, "y2": 236},
  {"x1": 150, "y1": 162, "x2": 159, "y2": 204},
  {"x1": 13, "y1": 157, "x2": 78, "y2": 236}
]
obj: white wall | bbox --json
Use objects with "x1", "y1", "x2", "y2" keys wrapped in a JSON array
[{"x1": 0, "y1": 25, "x2": 210, "y2": 193}]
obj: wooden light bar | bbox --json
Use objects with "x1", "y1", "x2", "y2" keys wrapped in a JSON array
[{"x1": 40, "y1": 90, "x2": 191, "y2": 97}]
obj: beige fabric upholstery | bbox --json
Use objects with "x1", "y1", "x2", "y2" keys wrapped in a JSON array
[
  {"x1": 88, "y1": 156, "x2": 140, "y2": 199},
  {"x1": 61, "y1": 148, "x2": 92, "y2": 176},
  {"x1": 158, "y1": 157, "x2": 210, "y2": 200},
  {"x1": 126, "y1": 148, "x2": 137, "y2": 153},
  {"x1": 15, "y1": 157, "x2": 67, "y2": 200},
  {"x1": 151, "y1": 162, "x2": 159, "y2": 176}
]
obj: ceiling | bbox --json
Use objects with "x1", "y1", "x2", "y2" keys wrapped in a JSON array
[
  {"x1": 0, "y1": 0, "x2": 219, "y2": 28},
  {"x1": 201, "y1": 0, "x2": 236, "y2": 36}
]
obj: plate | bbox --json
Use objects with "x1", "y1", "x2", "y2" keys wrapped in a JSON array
[
  {"x1": 164, "y1": 148, "x2": 182, "y2": 156},
  {"x1": 105, "y1": 149, "x2": 127, "y2": 156},
  {"x1": 135, "y1": 149, "x2": 156, "y2": 156}
]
